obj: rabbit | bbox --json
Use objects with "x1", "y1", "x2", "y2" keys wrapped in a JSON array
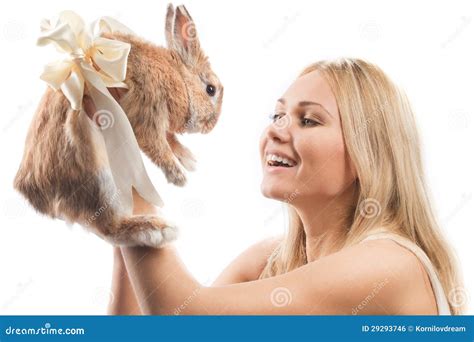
[{"x1": 13, "y1": 4, "x2": 223, "y2": 247}]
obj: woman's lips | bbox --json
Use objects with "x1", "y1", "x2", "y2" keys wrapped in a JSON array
[
  {"x1": 265, "y1": 163, "x2": 297, "y2": 173},
  {"x1": 265, "y1": 152, "x2": 298, "y2": 166},
  {"x1": 263, "y1": 151, "x2": 298, "y2": 174}
]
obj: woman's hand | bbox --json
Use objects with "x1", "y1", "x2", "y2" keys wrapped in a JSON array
[
  {"x1": 131, "y1": 187, "x2": 158, "y2": 215},
  {"x1": 82, "y1": 87, "x2": 127, "y2": 121}
]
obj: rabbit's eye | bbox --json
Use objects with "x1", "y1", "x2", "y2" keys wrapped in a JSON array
[{"x1": 206, "y1": 84, "x2": 216, "y2": 96}]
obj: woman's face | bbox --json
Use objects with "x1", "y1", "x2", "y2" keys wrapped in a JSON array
[{"x1": 259, "y1": 70, "x2": 357, "y2": 205}]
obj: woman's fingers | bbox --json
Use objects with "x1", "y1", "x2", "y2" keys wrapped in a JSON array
[
  {"x1": 82, "y1": 94, "x2": 97, "y2": 120},
  {"x1": 132, "y1": 187, "x2": 157, "y2": 215},
  {"x1": 82, "y1": 87, "x2": 128, "y2": 120},
  {"x1": 109, "y1": 87, "x2": 127, "y2": 101}
]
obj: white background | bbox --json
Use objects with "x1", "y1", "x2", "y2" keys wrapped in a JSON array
[{"x1": 0, "y1": 0, "x2": 473, "y2": 314}]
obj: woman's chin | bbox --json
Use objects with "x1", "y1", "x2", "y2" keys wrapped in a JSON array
[{"x1": 260, "y1": 183, "x2": 287, "y2": 201}]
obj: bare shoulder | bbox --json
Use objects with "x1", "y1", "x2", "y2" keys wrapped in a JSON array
[
  {"x1": 212, "y1": 236, "x2": 283, "y2": 286},
  {"x1": 354, "y1": 238, "x2": 421, "y2": 269},
  {"x1": 308, "y1": 238, "x2": 437, "y2": 314},
  {"x1": 363, "y1": 238, "x2": 438, "y2": 314}
]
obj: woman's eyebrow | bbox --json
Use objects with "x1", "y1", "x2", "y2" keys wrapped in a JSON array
[{"x1": 277, "y1": 98, "x2": 333, "y2": 118}]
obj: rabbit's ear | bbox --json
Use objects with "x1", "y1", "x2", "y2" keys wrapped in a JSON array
[
  {"x1": 172, "y1": 5, "x2": 201, "y2": 63},
  {"x1": 165, "y1": 3, "x2": 175, "y2": 48}
]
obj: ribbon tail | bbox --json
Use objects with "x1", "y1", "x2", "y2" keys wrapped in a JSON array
[{"x1": 83, "y1": 73, "x2": 164, "y2": 214}]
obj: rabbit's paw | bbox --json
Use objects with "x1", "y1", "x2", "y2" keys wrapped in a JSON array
[
  {"x1": 130, "y1": 225, "x2": 178, "y2": 247},
  {"x1": 165, "y1": 165, "x2": 187, "y2": 187},
  {"x1": 175, "y1": 147, "x2": 197, "y2": 172},
  {"x1": 178, "y1": 153, "x2": 197, "y2": 172},
  {"x1": 113, "y1": 215, "x2": 179, "y2": 248}
]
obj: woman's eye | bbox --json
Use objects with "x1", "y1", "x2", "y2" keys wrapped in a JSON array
[
  {"x1": 269, "y1": 113, "x2": 285, "y2": 122},
  {"x1": 301, "y1": 118, "x2": 319, "y2": 127}
]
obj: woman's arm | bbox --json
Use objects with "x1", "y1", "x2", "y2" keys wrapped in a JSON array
[
  {"x1": 212, "y1": 236, "x2": 282, "y2": 286},
  {"x1": 106, "y1": 187, "x2": 159, "y2": 315},
  {"x1": 122, "y1": 241, "x2": 404, "y2": 315},
  {"x1": 120, "y1": 191, "x2": 421, "y2": 315},
  {"x1": 107, "y1": 247, "x2": 142, "y2": 315},
  {"x1": 121, "y1": 235, "x2": 417, "y2": 315}
]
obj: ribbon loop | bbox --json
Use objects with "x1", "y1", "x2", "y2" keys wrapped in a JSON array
[
  {"x1": 37, "y1": 10, "x2": 131, "y2": 108},
  {"x1": 37, "y1": 11, "x2": 164, "y2": 215}
]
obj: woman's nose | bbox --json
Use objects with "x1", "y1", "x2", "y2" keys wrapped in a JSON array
[{"x1": 267, "y1": 115, "x2": 292, "y2": 143}]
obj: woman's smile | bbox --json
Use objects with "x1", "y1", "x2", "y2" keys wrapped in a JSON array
[{"x1": 259, "y1": 70, "x2": 356, "y2": 204}]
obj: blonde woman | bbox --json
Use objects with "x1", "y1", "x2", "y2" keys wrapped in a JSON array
[{"x1": 103, "y1": 58, "x2": 464, "y2": 315}]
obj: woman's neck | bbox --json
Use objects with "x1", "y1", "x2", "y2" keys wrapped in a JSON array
[{"x1": 294, "y1": 187, "x2": 357, "y2": 262}]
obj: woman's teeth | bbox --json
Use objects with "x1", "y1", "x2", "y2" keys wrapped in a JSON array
[{"x1": 266, "y1": 154, "x2": 296, "y2": 167}]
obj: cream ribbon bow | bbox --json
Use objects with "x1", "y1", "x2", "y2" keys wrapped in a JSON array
[{"x1": 38, "y1": 11, "x2": 164, "y2": 215}]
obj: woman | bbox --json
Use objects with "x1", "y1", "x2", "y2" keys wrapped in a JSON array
[{"x1": 103, "y1": 58, "x2": 464, "y2": 315}]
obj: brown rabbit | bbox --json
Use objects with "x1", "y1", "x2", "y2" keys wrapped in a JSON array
[{"x1": 13, "y1": 4, "x2": 223, "y2": 247}]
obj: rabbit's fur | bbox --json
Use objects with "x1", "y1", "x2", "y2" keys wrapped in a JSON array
[{"x1": 13, "y1": 5, "x2": 223, "y2": 247}]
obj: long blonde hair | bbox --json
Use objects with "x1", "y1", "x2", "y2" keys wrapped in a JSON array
[{"x1": 259, "y1": 58, "x2": 465, "y2": 315}]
